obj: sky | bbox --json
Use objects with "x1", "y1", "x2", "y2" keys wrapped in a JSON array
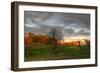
[{"x1": 24, "y1": 11, "x2": 90, "y2": 40}]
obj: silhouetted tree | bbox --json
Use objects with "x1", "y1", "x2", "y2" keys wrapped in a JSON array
[{"x1": 48, "y1": 28, "x2": 63, "y2": 49}]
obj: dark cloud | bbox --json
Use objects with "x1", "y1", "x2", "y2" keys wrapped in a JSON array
[
  {"x1": 64, "y1": 29, "x2": 75, "y2": 36},
  {"x1": 75, "y1": 29, "x2": 90, "y2": 35},
  {"x1": 24, "y1": 11, "x2": 90, "y2": 37}
]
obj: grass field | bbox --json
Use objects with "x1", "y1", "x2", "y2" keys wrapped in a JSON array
[{"x1": 24, "y1": 43, "x2": 90, "y2": 61}]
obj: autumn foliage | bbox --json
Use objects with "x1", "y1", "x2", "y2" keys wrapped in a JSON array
[
  {"x1": 24, "y1": 32, "x2": 33, "y2": 45},
  {"x1": 24, "y1": 32, "x2": 50, "y2": 45},
  {"x1": 24, "y1": 32, "x2": 90, "y2": 46}
]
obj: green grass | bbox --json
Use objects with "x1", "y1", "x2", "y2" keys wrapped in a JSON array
[{"x1": 24, "y1": 44, "x2": 90, "y2": 61}]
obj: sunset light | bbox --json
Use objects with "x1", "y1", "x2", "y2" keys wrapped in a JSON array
[{"x1": 63, "y1": 36, "x2": 90, "y2": 42}]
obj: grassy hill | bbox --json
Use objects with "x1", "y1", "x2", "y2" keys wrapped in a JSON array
[{"x1": 24, "y1": 43, "x2": 90, "y2": 61}]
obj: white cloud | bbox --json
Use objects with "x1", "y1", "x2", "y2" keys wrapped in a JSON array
[{"x1": 25, "y1": 23, "x2": 40, "y2": 28}]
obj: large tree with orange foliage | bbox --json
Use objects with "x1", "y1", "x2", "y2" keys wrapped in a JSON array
[{"x1": 24, "y1": 32, "x2": 33, "y2": 45}]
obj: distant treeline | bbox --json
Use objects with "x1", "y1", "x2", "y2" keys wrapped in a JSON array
[
  {"x1": 24, "y1": 32, "x2": 90, "y2": 46},
  {"x1": 24, "y1": 32, "x2": 57, "y2": 45}
]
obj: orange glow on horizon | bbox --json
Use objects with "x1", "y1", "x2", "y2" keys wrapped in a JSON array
[{"x1": 63, "y1": 36, "x2": 90, "y2": 43}]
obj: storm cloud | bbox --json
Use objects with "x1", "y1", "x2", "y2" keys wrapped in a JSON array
[{"x1": 24, "y1": 11, "x2": 90, "y2": 38}]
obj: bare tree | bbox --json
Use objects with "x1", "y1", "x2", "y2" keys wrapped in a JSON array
[{"x1": 48, "y1": 28, "x2": 63, "y2": 49}]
